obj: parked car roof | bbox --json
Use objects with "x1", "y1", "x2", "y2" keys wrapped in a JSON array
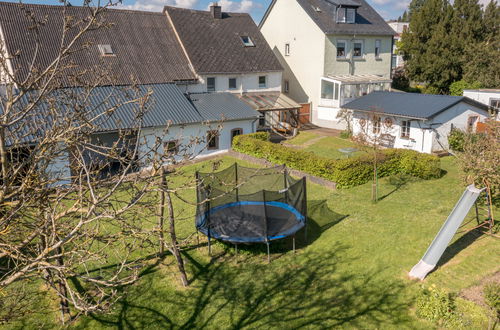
[
  {"x1": 165, "y1": 6, "x2": 283, "y2": 74},
  {"x1": 291, "y1": 0, "x2": 395, "y2": 36},
  {"x1": 342, "y1": 91, "x2": 489, "y2": 120},
  {"x1": 0, "y1": 2, "x2": 197, "y2": 87}
]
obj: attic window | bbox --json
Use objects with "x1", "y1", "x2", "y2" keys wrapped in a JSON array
[
  {"x1": 337, "y1": 7, "x2": 356, "y2": 23},
  {"x1": 241, "y1": 36, "x2": 255, "y2": 47},
  {"x1": 98, "y1": 44, "x2": 115, "y2": 56}
]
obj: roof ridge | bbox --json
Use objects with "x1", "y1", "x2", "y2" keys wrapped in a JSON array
[
  {"x1": 163, "y1": 5, "x2": 251, "y2": 17},
  {"x1": 0, "y1": 1, "x2": 166, "y2": 16}
]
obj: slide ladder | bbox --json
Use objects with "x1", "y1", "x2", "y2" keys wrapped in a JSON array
[{"x1": 409, "y1": 184, "x2": 485, "y2": 280}]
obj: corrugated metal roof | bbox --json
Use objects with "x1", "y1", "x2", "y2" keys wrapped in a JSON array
[
  {"x1": 188, "y1": 93, "x2": 260, "y2": 122},
  {"x1": 342, "y1": 91, "x2": 488, "y2": 120},
  {"x1": 238, "y1": 92, "x2": 301, "y2": 111},
  {"x1": 327, "y1": 74, "x2": 392, "y2": 84},
  {"x1": 0, "y1": 2, "x2": 197, "y2": 86},
  {"x1": 165, "y1": 6, "x2": 283, "y2": 74},
  {"x1": 2, "y1": 85, "x2": 260, "y2": 145}
]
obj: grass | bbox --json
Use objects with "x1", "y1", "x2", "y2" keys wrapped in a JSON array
[
  {"x1": 4, "y1": 156, "x2": 499, "y2": 329},
  {"x1": 287, "y1": 131, "x2": 364, "y2": 159}
]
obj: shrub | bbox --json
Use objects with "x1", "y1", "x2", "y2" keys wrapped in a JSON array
[
  {"x1": 449, "y1": 80, "x2": 482, "y2": 96},
  {"x1": 415, "y1": 286, "x2": 463, "y2": 327},
  {"x1": 483, "y1": 282, "x2": 500, "y2": 314},
  {"x1": 339, "y1": 130, "x2": 352, "y2": 139},
  {"x1": 232, "y1": 134, "x2": 441, "y2": 188},
  {"x1": 448, "y1": 129, "x2": 466, "y2": 152}
]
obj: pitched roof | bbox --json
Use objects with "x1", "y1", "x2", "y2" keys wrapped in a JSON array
[
  {"x1": 165, "y1": 6, "x2": 283, "y2": 74},
  {"x1": 263, "y1": 0, "x2": 395, "y2": 36},
  {"x1": 3, "y1": 84, "x2": 259, "y2": 144},
  {"x1": 0, "y1": 2, "x2": 196, "y2": 87},
  {"x1": 342, "y1": 91, "x2": 489, "y2": 120},
  {"x1": 188, "y1": 93, "x2": 260, "y2": 121}
]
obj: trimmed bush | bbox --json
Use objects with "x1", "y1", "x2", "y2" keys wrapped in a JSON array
[
  {"x1": 232, "y1": 134, "x2": 441, "y2": 188},
  {"x1": 448, "y1": 129, "x2": 466, "y2": 152}
]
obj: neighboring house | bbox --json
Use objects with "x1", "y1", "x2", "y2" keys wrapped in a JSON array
[
  {"x1": 343, "y1": 91, "x2": 490, "y2": 154},
  {"x1": 463, "y1": 89, "x2": 500, "y2": 120},
  {"x1": 164, "y1": 4, "x2": 302, "y2": 132},
  {"x1": 0, "y1": 2, "x2": 267, "y2": 177},
  {"x1": 260, "y1": 0, "x2": 395, "y2": 130},
  {"x1": 387, "y1": 21, "x2": 409, "y2": 69}
]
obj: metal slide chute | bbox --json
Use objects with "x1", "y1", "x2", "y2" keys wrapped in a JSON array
[{"x1": 409, "y1": 185, "x2": 485, "y2": 280}]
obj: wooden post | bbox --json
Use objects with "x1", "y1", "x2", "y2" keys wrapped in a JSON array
[{"x1": 158, "y1": 167, "x2": 166, "y2": 255}]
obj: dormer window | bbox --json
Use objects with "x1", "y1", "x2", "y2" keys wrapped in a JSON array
[
  {"x1": 241, "y1": 36, "x2": 255, "y2": 47},
  {"x1": 98, "y1": 44, "x2": 115, "y2": 56},
  {"x1": 336, "y1": 7, "x2": 356, "y2": 24}
]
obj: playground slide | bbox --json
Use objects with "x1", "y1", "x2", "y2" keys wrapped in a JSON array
[{"x1": 409, "y1": 184, "x2": 485, "y2": 280}]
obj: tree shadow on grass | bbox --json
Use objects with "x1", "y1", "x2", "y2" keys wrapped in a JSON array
[{"x1": 81, "y1": 246, "x2": 413, "y2": 329}]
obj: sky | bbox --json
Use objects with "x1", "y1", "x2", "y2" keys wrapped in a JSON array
[{"x1": 0, "y1": 0, "x2": 493, "y2": 22}]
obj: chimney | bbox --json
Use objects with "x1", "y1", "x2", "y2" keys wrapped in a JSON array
[{"x1": 210, "y1": 2, "x2": 222, "y2": 19}]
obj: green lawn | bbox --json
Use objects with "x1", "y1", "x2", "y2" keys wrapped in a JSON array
[
  {"x1": 287, "y1": 132, "x2": 364, "y2": 159},
  {"x1": 5, "y1": 156, "x2": 499, "y2": 329}
]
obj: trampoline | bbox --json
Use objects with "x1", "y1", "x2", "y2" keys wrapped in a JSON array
[{"x1": 195, "y1": 163, "x2": 307, "y2": 258}]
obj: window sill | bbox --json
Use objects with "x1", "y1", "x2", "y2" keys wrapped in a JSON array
[
  {"x1": 375, "y1": 57, "x2": 383, "y2": 61},
  {"x1": 337, "y1": 57, "x2": 348, "y2": 61},
  {"x1": 352, "y1": 57, "x2": 366, "y2": 61},
  {"x1": 400, "y1": 136, "x2": 411, "y2": 140}
]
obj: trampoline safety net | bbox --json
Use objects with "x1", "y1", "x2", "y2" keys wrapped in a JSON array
[{"x1": 195, "y1": 163, "x2": 307, "y2": 244}]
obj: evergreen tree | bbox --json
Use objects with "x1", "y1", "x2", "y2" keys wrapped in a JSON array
[
  {"x1": 402, "y1": 10, "x2": 409, "y2": 22},
  {"x1": 408, "y1": 0, "x2": 426, "y2": 18},
  {"x1": 463, "y1": 1, "x2": 500, "y2": 87}
]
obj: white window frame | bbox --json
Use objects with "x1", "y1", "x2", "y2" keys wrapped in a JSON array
[
  {"x1": 241, "y1": 36, "x2": 255, "y2": 47},
  {"x1": 207, "y1": 77, "x2": 216, "y2": 92},
  {"x1": 228, "y1": 77, "x2": 237, "y2": 90},
  {"x1": 375, "y1": 39, "x2": 381, "y2": 58},
  {"x1": 352, "y1": 40, "x2": 364, "y2": 59},
  {"x1": 337, "y1": 8, "x2": 346, "y2": 23},
  {"x1": 258, "y1": 75, "x2": 267, "y2": 88},
  {"x1": 285, "y1": 43, "x2": 290, "y2": 56},
  {"x1": 346, "y1": 8, "x2": 356, "y2": 23},
  {"x1": 401, "y1": 120, "x2": 411, "y2": 138},
  {"x1": 337, "y1": 39, "x2": 347, "y2": 59}
]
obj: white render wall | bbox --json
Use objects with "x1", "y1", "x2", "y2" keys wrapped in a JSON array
[
  {"x1": 350, "y1": 102, "x2": 489, "y2": 154},
  {"x1": 463, "y1": 90, "x2": 500, "y2": 120},
  {"x1": 183, "y1": 72, "x2": 282, "y2": 94},
  {"x1": 430, "y1": 102, "x2": 489, "y2": 151},
  {"x1": 260, "y1": 0, "x2": 326, "y2": 106},
  {"x1": 138, "y1": 119, "x2": 256, "y2": 166}
]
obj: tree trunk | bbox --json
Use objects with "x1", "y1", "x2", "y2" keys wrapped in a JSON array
[
  {"x1": 158, "y1": 167, "x2": 166, "y2": 255},
  {"x1": 163, "y1": 171, "x2": 189, "y2": 287},
  {"x1": 56, "y1": 247, "x2": 70, "y2": 324}
]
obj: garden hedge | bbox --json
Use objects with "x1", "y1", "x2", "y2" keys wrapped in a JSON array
[{"x1": 233, "y1": 133, "x2": 441, "y2": 188}]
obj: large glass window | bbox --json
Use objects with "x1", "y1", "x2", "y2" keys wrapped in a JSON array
[
  {"x1": 337, "y1": 8, "x2": 346, "y2": 23},
  {"x1": 321, "y1": 80, "x2": 334, "y2": 99},
  {"x1": 334, "y1": 83, "x2": 339, "y2": 100},
  {"x1": 401, "y1": 121, "x2": 411, "y2": 138},
  {"x1": 228, "y1": 77, "x2": 237, "y2": 90},
  {"x1": 258, "y1": 76, "x2": 267, "y2": 88}
]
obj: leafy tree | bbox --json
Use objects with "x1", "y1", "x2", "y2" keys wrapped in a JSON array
[
  {"x1": 449, "y1": 80, "x2": 482, "y2": 96},
  {"x1": 408, "y1": 0, "x2": 426, "y2": 18}
]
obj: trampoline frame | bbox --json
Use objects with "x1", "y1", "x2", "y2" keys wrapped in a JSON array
[{"x1": 195, "y1": 163, "x2": 308, "y2": 262}]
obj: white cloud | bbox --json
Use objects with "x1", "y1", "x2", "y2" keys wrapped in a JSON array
[
  {"x1": 208, "y1": 0, "x2": 261, "y2": 13},
  {"x1": 118, "y1": 0, "x2": 198, "y2": 12}
]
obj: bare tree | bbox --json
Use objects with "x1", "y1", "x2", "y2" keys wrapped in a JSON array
[{"x1": 351, "y1": 108, "x2": 397, "y2": 202}]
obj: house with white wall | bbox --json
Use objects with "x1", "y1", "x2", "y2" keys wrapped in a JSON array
[
  {"x1": 343, "y1": 92, "x2": 490, "y2": 154},
  {"x1": 260, "y1": 0, "x2": 395, "y2": 130},
  {"x1": 387, "y1": 21, "x2": 409, "y2": 69},
  {"x1": 463, "y1": 89, "x2": 500, "y2": 120},
  {"x1": 165, "y1": 4, "x2": 302, "y2": 132},
  {"x1": 0, "y1": 2, "x2": 282, "y2": 180}
]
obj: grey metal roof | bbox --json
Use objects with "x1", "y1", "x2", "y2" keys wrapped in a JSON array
[
  {"x1": 188, "y1": 93, "x2": 260, "y2": 122},
  {"x1": 271, "y1": 0, "x2": 395, "y2": 36},
  {"x1": 165, "y1": 6, "x2": 283, "y2": 74},
  {"x1": 0, "y1": 2, "x2": 197, "y2": 86},
  {"x1": 342, "y1": 91, "x2": 489, "y2": 120},
  {"x1": 2, "y1": 85, "x2": 261, "y2": 145}
]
